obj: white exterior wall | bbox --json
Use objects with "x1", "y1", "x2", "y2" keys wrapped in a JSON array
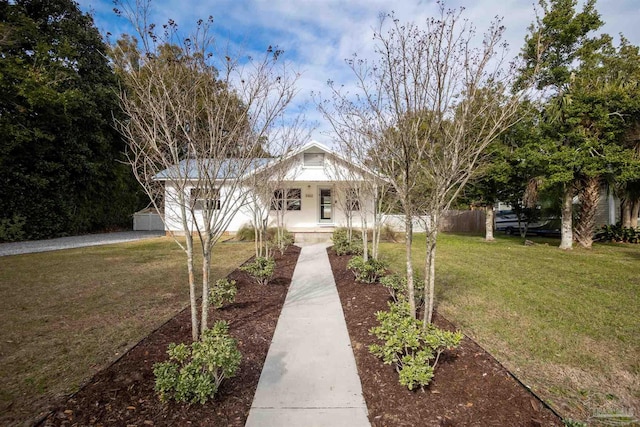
[
  {"x1": 163, "y1": 183, "x2": 254, "y2": 233},
  {"x1": 161, "y1": 144, "x2": 378, "y2": 233},
  {"x1": 266, "y1": 181, "x2": 375, "y2": 231}
]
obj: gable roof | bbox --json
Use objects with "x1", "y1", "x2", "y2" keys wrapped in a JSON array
[
  {"x1": 153, "y1": 158, "x2": 270, "y2": 181},
  {"x1": 243, "y1": 140, "x2": 383, "y2": 181},
  {"x1": 153, "y1": 140, "x2": 386, "y2": 182}
]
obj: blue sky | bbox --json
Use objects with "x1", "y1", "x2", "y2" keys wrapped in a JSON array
[{"x1": 77, "y1": 0, "x2": 640, "y2": 144}]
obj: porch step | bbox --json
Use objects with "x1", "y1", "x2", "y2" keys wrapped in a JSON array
[{"x1": 294, "y1": 232, "x2": 333, "y2": 244}]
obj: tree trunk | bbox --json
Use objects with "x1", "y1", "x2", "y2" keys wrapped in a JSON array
[
  {"x1": 405, "y1": 214, "x2": 416, "y2": 319},
  {"x1": 185, "y1": 233, "x2": 199, "y2": 341},
  {"x1": 423, "y1": 214, "x2": 438, "y2": 327},
  {"x1": 180, "y1": 202, "x2": 199, "y2": 341},
  {"x1": 200, "y1": 235, "x2": 211, "y2": 335},
  {"x1": 574, "y1": 176, "x2": 600, "y2": 249},
  {"x1": 621, "y1": 198, "x2": 632, "y2": 228},
  {"x1": 484, "y1": 205, "x2": 495, "y2": 241},
  {"x1": 631, "y1": 199, "x2": 640, "y2": 229},
  {"x1": 362, "y1": 223, "x2": 369, "y2": 262},
  {"x1": 559, "y1": 185, "x2": 574, "y2": 250},
  {"x1": 371, "y1": 219, "x2": 378, "y2": 260}
]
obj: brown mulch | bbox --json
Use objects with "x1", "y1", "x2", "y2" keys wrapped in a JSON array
[
  {"x1": 327, "y1": 248, "x2": 564, "y2": 427},
  {"x1": 41, "y1": 245, "x2": 300, "y2": 427},
  {"x1": 38, "y1": 243, "x2": 564, "y2": 427}
]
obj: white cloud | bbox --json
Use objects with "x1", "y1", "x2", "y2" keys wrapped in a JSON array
[{"x1": 78, "y1": 0, "x2": 640, "y2": 144}]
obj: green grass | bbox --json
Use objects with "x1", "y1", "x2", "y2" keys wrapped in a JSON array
[
  {"x1": 379, "y1": 233, "x2": 640, "y2": 423},
  {"x1": 0, "y1": 237, "x2": 254, "y2": 425}
]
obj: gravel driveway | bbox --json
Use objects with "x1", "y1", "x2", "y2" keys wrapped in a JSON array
[{"x1": 0, "y1": 231, "x2": 166, "y2": 257}]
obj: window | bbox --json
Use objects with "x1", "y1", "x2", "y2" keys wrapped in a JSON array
[
  {"x1": 191, "y1": 188, "x2": 221, "y2": 210},
  {"x1": 346, "y1": 188, "x2": 360, "y2": 211},
  {"x1": 271, "y1": 188, "x2": 301, "y2": 211},
  {"x1": 303, "y1": 152, "x2": 324, "y2": 167}
]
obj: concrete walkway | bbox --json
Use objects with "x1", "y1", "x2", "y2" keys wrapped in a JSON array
[
  {"x1": 0, "y1": 231, "x2": 165, "y2": 257},
  {"x1": 245, "y1": 243, "x2": 370, "y2": 427}
]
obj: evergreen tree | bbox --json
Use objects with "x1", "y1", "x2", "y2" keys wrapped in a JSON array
[
  {"x1": 519, "y1": 0, "x2": 640, "y2": 248},
  {"x1": 0, "y1": 0, "x2": 141, "y2": 241}
]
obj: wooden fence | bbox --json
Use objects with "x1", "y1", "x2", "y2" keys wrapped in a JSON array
[
  {"x1": 439, "y1": 210, "x2": 485, "y2": 234},
  {"x1": 382, "y1": 210, "x2": 486, "y2": 234}
]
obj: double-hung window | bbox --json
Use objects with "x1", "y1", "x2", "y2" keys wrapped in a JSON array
[
  {"x1": 271, "y1": 188, "x2": 301, "y2": 211},
  {"x1": 191, "y1": 188, "x2": 221, "y2": 210}
]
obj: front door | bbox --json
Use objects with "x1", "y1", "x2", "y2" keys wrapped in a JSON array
[{"x1": 319, "y1": 188, "x2": 332, "y2": 223}]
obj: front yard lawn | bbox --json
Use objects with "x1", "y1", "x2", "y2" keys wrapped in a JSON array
[
  {"x1": 380, "y1": 233, "x2": 639, "y2": 424},
  {"x1": 0, "y1": 238, "x2": 254, "y2": 425}
]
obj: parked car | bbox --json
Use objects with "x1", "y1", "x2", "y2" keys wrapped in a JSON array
[{"x1": 495, "y1": 210, "x2": 560, "y2": 236}]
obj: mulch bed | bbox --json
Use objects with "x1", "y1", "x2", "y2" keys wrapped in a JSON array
[
  {"x1": 41, "y1": 245, "x2": 300, "y2": 427},
  {"x1": 327, "y1": 248, "x2": 564, "y2": 427}
]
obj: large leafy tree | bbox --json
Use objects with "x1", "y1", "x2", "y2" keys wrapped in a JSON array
[
  {"x1": 0, "y1": 0, "x2": 141, "y2": 241},
  {"x1": 519, "y1": 0, "x2": 640, "y2": 248},
  {"x1": 463, "y1": 102, "x2": 545, "y2": 241}
]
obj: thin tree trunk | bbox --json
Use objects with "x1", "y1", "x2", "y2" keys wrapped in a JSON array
[
  {"x1": 423, "y1": 214, "x2": 438, "y2": 327},
  {"x1": 405, "y1": 213, "x2": 416, "y2": 319},
  {"x1": 631, "y1": 199, "x2": 639, "y2": 229},
  {"x1": 559, "y1": 185, "x2": 574, "y2": 250},
  {"x1": 574, "y1": 176, "x2": 599, "y2": 249},
  {"x1": 181, "y1": 202, "x2": 199, "y2": 341},
  {"x1": 362, "y1": 226, "x2": 369, "y2": 262},
  {"x1": 484, "y1": 205, "x2": 495, "y2": 241},
  {"x1": 201, "y1": 235, "x2": 211, "y2": 334},
  {"x1": 185, "y1": 233, "x2": 199, "y2": 341},
  {"x1": 254, "y1": 214, "x2": 260, "y2": 257}
]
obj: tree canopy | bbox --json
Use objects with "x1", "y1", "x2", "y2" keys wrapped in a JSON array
[{"x1": 0, "y1": 0, "x2": 142, "y2": 241}]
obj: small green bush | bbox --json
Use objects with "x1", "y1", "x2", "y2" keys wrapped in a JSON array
[
  {"x1": 235, "y1": 223, "x2": 256, "y2": 241},
  {"x1": 380, "y1": 273, "x2": 425, "y2": 308},
  {"x1": 369, "y1": 301, "x2": 463, "y2": 391},
  {"x1": 240, "y1": 256, "x2": 275, "y2": 285},
  {"x1": 0, "y1": 215, "x2": 26, "y2": 242},
  {"x1": 270, "y1": 229, "x2": 294, "y2": 255},
  {"x1": 381, "y1": 224, "x2": 399, "y2": 242},
  {"x1": 153, "y1": 321, "x2": 241, "y2": 404},
  {"x1": 347, "y1": 256, "x2": 388, "y2": 284},
  {"x1": 209, "y1": 278, "x2": 237, "y2": 309},
  {"x1": 332, "y1": 228, "x2": 364, "y2": 256},
  {"x1": 596, "y1": 223, "x2": 639, "y2": 243}
]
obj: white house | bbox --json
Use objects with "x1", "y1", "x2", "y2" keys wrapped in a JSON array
[{"x1": 153, "y1": 141, "x2": 380, "y2": 241}]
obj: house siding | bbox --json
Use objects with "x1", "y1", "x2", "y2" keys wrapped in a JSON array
[{"x1": 160, "y1": 142, "x2": 378, "y2": 234}]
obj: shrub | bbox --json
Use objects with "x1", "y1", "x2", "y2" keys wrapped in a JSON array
[
  {"x1": 381, "y1": 224, "x2": 399, "y2": 242},
  {"x1": 240, "y1": 256, "x2": 275, "y2": 285},
  {"x1": 0, "y1": 215, "x2": 26, "y2": 242},
  {"x1": 332, "y1": 228, "x2": 364, "y2": 256},
  {"x1": 153, "y1": 321, "x2": 241, "y2": 404},
  {"x1": 235, "y1": 223, "x2": 255, "y2": 241},
  {"x1": 596, "y1": 223, "x2": 639, "y2": 243},
  {"x1": 347, "y1": 256, "x2": 388, "y2": 284},
  {"x1": 380, "y1": 273, "x2": 425, "y2": 308},
  {"x1": 270, "y1": 229, "x2": 294, "y2": 255},
  {"x1": 369, "y1": 301, "x2": 463, "y2": 390},
  {"x1": 209, "y1": 278, "x2": 237, "y2": 309}
]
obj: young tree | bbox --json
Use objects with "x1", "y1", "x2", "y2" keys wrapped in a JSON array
[
  {"x1": 113, "y1": 6, "x2": 300, "y2": 340},
  {"x1": 323, "y1": 130, "x2": 389, "y2": 261},
  {"x1": 244, "y1": 125, "x2": 307, "y2": 258},
  {"x1": 322, "y1": 6, "x2": 539, "y2": 324}
]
